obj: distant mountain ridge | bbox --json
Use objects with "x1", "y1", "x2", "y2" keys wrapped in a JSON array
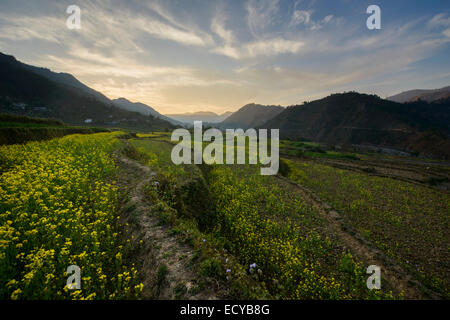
[
  {"x1": 112, "y1": 98, "x2": 181, "y2": 125},
  {"x1": 387, "y1": 86, "x2": 450, "y2": 103},
  {"x1": 219, "y1": 103, "x2": 284, "y2": 129},
  {"x1": 0, "y1": 52, "x2": 176, "y2": 131},
  {"x1": 166, "y1": 111, "x2": 232, "y2": 124}
]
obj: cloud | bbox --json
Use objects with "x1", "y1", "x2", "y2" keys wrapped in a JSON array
[
  {"x1": 136, "y1": 19, "x2": 207, "y2": 46},
  {"x1": 289, "y1": 9, "x2": 335, "y2": 30},
  {"x1": 0, "y1": 2, "x2": 209, "y2": 50},
  {"x1": 245, "y1": 38, "x2": 303, "y2": 56},
  {"x1": 212, "y1": 38, "x2": 303, "y2": 59},
  {"x1": 428, "y1": 13, "x2": 450, "y2": 29},
  {"x1": 143, "y1": 1, "x2": 214, "y2": 47},
  {"x1": 211, "y1": 16, "x2": 235, "y2": 44},
  {"x1": 211, "y1": 4, "x2": 303, "y2": 59},
  {"x1": 290, "y1": 10, "x2": 312, "y2": 26},
  {"x1": 246, "y1": 0, "x2": 280, "y2": 37},
  {"x1": 211, "y1": 46, "x2": 241, "y2": 59},
  {"x1": 145, "y1": 0, "x2": 189, "y2": 30},
  {"x1": 42, "y1": 47, "x2": 198, "y2": 82},
  {"x1": 428, "y1": 13, "x2": 450, "y2": 38},
  {"x1": 0, "y1": 13, "x2": 63, "y2": 42},
  {"x1": 444, "y1": 29, "x2": 450, "y2": 38}
]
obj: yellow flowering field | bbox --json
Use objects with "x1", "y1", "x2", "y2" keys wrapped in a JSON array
[
  {"x1": 206, "y1": 165, "x2": 392, "y2": 299},
  {"x1": 128, "y1": 138, "x2": 393, "y2": 299},
  {"x1": 0, "y1": 132, "x2": 142, "y2": 299}
]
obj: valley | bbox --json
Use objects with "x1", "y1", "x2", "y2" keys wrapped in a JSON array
[{"x1": 0, "y1": 54, "x2": 448, "y2": 301}]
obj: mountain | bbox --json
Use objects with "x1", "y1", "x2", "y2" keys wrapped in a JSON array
[
  {"x1": 19, "y1": 56, "x2": 180, "y2": 126},
  {"x1": 0, "y1": 52, "x2": 176, "y2": 131},
  {"x1": 112, "y1": 98, "x2": 181, "y2": 125},
  {"x1": 219, "y1": 103, "x2": 284, "y2": 129},
  {"x1": 261, "y1": 92, "x2": 450, "y2": 159},
  {"x1": 20, "y1": 64, "x2": 111, "y2": 105},
  {"x1": 166, "y1": 111, "x2": 232, "y2": 125},
  {"x1": 387, "y1": 86, "x2": 450, "y2": 103}
]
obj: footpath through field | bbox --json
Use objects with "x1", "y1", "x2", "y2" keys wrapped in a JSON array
[{"x1": 116, "y1": 155, "x2": 217, "y2": 300}]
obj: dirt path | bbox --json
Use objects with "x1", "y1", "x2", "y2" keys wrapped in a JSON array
[
  {"x1": 275, "y1": 175, "x2": 441, "y2": 299},
  {"x1": 116, "y1": 155, "x2": 217, "y2": 300}
]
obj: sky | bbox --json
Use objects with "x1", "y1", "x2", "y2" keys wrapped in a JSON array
[{"x1": 0, "y1": 0, "x2": 449, "y2": 114}]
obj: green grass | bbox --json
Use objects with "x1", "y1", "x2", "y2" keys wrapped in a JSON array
[
  {"x1": 127, "y1": 135, "x2": 394, "y2": 299},
  {"x1": 157, "y1": 264, "x2": 168, "y2": 287},
  {"x1": 128, "y1": 132, "x2": 449, "y2": 298},
  {"x1": 280, "y1": 140, "x2": 360, "y2": 160},
  {"x1": 205, "y1": 164, "x2": 390, "y2": 299},
  {"x1": 136, "y1": 132, "x2": 171, "y2": 138},
  {"x1": 0, "y1": 113, "x2": 64, "y2": 126},
  {"x1": 284, "y1": 158, "x2": 450, "y2": 297},
  {"x1": 129, "y1": 139, "x2": 196, "y2": 184},
  {"x1": 304, "y1": 151, "x2": 360, "y2": 160}
]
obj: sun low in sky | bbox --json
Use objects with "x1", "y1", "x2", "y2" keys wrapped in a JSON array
[{"x1": 0, "y1": 0, "x2": 449, "y2": 114}]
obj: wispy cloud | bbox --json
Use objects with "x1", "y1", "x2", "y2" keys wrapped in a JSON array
[
  {"x1": 211, "y1": 3, "x2": 303, "y2": 60},
  {"x1": 428, "y1": 13, "x2": 450, "y2": 28},
  {"x1": 290, "y1": 10, "x2": 335, "y2": 30},
  {"x1": 246, "y1": 0, "x2": 280, "y2": 38},
  {"x1": 136, "y1": 18, "x2": 207, "y2": 46},
  {"x1": 211, "y1": 15, "x2": 235, "y2": 44},
  {"x1": 245, "y1": 38, "x2": 303, "y2": 57},
  {"x1": 0, "y1": 13, "x2": 63, "y2": 42},
  {"x1": 428, "y1": 13, "x2": 450, "y2": 38},
  {"x1": 212, "y1": 38, "x2": 303, "y2": 59}
]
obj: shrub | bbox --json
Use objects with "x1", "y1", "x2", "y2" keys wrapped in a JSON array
[
  {"x1": 199, "y1": 258, "x2": 223, "y2": 278},
  {"x1": 278, "y1": 158, "x2": 291, "y2": 177}
]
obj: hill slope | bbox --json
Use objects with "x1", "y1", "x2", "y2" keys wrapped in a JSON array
[
  {"x1": 0, "y1": 113, "x2": 108, "y2": 145},
  {"x1": 21, "y1": 63, "x2": 111, "y2": 105},
  {"x1": 220, "y1": 103, "x2": 284, "y2": 129},
  {"x1": 261, "y1": 92, "x2": 450, "y2": 159},
  {"x1": 0, "y1": 52, "x2": 176, "y2": 131}
]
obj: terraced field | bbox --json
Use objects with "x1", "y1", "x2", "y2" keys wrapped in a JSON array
[
  {"x1": 284, "y1": 158, "x2": 449, "y2": 298},
  {"x1": 127, "y1": 136, "x2": 396, "y2": 299},
  {"x1": 1, "y1": 131, "x2": 447, "y2": 300},
  {"x1": 128, "y1": 134, "x2": 448, "y2": 299},
  {"x1": 0, "y1": 132, "x2": 142, "y2": 299}
]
